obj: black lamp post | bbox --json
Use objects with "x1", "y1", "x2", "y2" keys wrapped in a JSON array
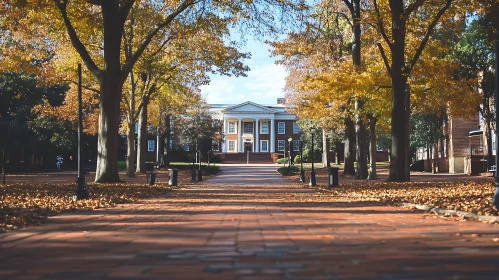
[
  {"x1": 288, "y1": 136, "x2": 292, "y2": 169},
  {"x1": 73, "y1": 63, "x2": 88, "y2": 201},
  {"x1": 299, "y1": 139, "x2": 305, "y2": 182},
  {"x1": 309, "y1": 127, "x2": 316, "y2": 186}
]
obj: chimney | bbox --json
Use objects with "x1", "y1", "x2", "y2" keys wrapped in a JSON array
[{"x1": 277, "y1": 98, "x2": 286, "y2": 105}]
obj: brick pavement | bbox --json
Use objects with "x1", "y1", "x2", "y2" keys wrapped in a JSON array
[{"x1": 2, "y1": 183, "x2": 499, "y2": 279}]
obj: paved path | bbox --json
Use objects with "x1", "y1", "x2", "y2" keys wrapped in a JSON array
[
  {"x1": 202, "y1": 164, "x2": 291, "y2": 185},
  {"x1": 1, "y1": 184, "x2": 499, "y2": 279}
]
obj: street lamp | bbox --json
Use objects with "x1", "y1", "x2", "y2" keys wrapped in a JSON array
[
  {"x1": 73, "y1": 63, "x2": 88, "y2": 201},
  {"x1": 299, "y1": 138, "x2": 305, "y2": 182},
  {"x1": 309, "y1": 127, "x2": 316, "y2": 186},
  {"x1": 288, "y1": 136, "x2": 293, "y2": 169}
]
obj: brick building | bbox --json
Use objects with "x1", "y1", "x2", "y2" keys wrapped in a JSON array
[{"x1": 209, "y1": 100, "x2": 300, "y2": 162}]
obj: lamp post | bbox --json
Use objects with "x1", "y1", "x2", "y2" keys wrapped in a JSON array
[
  {"x1": 299, "y1": 139, "x2": 305, "y2": 182},
  {"x1": 309, "y1": 127, "x2": 316, "y2": 186},
  {"x1": 73, "y1": 63, "x2": 88, "y2": 201},
  {"x1": 288, "y1": 136, "x2": 292, "y2": 169}
]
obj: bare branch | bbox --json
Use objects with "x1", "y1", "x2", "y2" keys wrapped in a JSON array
[
  {"x1": 373, "y1": 0, "x2": 392, "y2": 49},
  {"x1": 377, "y1": 42, "x2": 391, "y2": 77},
  {"x1": 403, "y1": 0, "x2": 424, "y2": 19},
  {"x1": 121, "y1": 0, "x2": 195, "y2": 78}
]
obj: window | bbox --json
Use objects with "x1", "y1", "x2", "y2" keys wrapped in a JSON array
[
  {"x1": 135, "y1": 123, "x2": 138, "y2": 134},
  {"x1": 260, "y1": 140, "x2": 269, "y2": 152},
  {"x1": 293, "y1": 122, "x2": 299, "y2": 134},
  {"x1": 228, "y1": 122, "x2": 236, "y2": 134},
  {"x1": 292, "y1": 140, "x2": 300, "y2": 151},
  {"x1": 169, "y1": 140, "x2": 173, "y2": 149},
  {"x1": 148, "y1": 140, "x2": 155, "y2": 152},
  {"x1": 212, "y1": 140, "x2": 219, "y2": 151},
  {"x1": 19, "y1": 150, "x2": 24, "y2": 163},
  {"x1": 184, "y1": 144, "x2": 190, "y2": 151},
  {"x1": 278, "y1": 140, "x2": 285, "y2": 151},
  {"x1": 278, "y1": 122, "x2": 285, "y2": 134},
  {"x1": 261, "y1": 122, "x2": 269, "y2": 134},
  {"x1": 243, "y1": 122, "x2": 253, "y2": 134},
  {"x1": 228, "y1": 140, "x2": 237, "y2": 152}
]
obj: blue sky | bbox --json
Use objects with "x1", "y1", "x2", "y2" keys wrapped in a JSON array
[{"x1": 200, "y1": 39, "x2": 287, "y2": 105}]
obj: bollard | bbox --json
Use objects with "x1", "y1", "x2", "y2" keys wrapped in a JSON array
[
  {"x1": 147, "y1": 172, "x2": 156, "y2": 185},
  {"x1": 328, "y1": 167, "x2": 339, "y2": 187},
  {"x1": 198, "y1": 166, "x2": 203, "y2": 182},
  {"x1": 191, "y1": 169, "x2": 197, "y2": 183},
  {"x1": 168, "y1": 168, "x2": 178, "y2": 186}
]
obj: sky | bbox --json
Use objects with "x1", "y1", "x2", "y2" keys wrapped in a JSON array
[{"x1": 200, "y1": 39, "x2": 288, "y2": 106}]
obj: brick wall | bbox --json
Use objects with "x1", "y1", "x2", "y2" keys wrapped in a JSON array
[{"x1": 448, "y1": 114, "x2": 480, "y2": 158}]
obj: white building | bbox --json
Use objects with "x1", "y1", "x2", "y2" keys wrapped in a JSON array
[{"x1": 209, "y1": 100, "x2": 301, "y2": 155}]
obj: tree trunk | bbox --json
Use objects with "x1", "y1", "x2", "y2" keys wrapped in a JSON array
[
  {"x1": 126, "y1": 124, "x2": 135, "y2": 178},
  {"x1": 433, "y1": 142, "x2": 438, "y2": 174},
  {"x1": 156, "y1": 119, "x2": 163, "y2": 167},
  {"x1": 126, "y1": 72, "x2": 136, "y2": 178},
  {"x1": 355, "y1": 100, "x2": 368, "y2": 179},
  {"x1": 136, "y1": 95, "x2": 148, "y2": 173},
  {"x1": 94, "y1": 1, "x2": 126, "y2": 183},
  {"x1": 344, "y1": 117, "x2": 356, "y2": 176},
  {"x1": 322, "y1": 128, "x2": 330, "y2": 167},
  {"x1": 95, "y1": 75, "x2": 122, "y2": 182},
  {"x1": 388, "y1": 0, "x2": 410, "y2": 182},
  {"x1": 368, "y1": 116, "x2": 377, "y2": 180},
  {"x1": 164, "y1": 115, "x2": 171, "y2": 166},
  {"x1": 350, "y1": 0, "x2": 367, "y2": 179}
]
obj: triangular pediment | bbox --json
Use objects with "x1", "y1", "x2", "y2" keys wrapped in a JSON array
[{"x1": 222, "y1": 101, "x2": 276, "y2": 113}]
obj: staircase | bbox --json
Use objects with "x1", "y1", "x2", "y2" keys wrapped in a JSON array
[{"x1": 223, "y1": 153, "x2": 274, "y2": 164}]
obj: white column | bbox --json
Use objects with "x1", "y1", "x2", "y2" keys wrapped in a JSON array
[
  {"x1": 222, "y1": 117, "x2": 227, "y2": 152},
  {"x1": 255, "y1": 118, "x2": 259, "y2": 153},
  {"x1": 270, "y1": 118, "x2": 275, "y2": 152},
  {"x1": 238, "y1": 118, "x2": 242, "y2": 153}
]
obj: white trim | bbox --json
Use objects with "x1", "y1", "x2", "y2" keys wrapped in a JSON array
[
  {"x1": 222, "y1": 101, "x2": 277, "y2": 113},
  {"x1": 278, "y1": 122, "x2": 285, "y2": 134},
  {"x1": 278, "y1": 140, "x2": 285, "y2": 152},
  {"x1": 260, "y1": 121, "x2": 269, "y2": 134},
  {"x1": 228, "y1": 140, "x2": 237, "y2": 152},
  {"x1": 270, "y1": 119, "x2": 275, "y2": 152},
  {"x1": 260, "y1": 140, "x2": 269, "y2": 152}
]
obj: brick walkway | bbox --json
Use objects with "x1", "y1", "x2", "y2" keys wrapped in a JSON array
[{"x1": 1, "y1": 183, "x2": 499, "y2": 279}]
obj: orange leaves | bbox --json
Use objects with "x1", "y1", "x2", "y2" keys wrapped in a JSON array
[
  {"x1": 0, "y1": 182, "x2": 174, "y2": 232},
  {"x1": 321, "y1": 180, "x2": 498, "y2": 217}
]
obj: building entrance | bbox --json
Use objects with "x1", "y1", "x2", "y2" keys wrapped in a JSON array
[{"x1": 244, "y1": 142, "x2": 252, "y2": 152}]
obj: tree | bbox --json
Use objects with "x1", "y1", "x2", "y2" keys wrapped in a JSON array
[
  {"x1": 410, "y1": 112, "x2": 445, "y2": 173},
  {"x1": 372, "y1": 0, "x2": 461, "y2": 181},
  {"x1": 0, "y1": 72, "x2": 68, "y2": 170},
  {"x1": 451, "y1": 19, "x2": 495, "y2": 169},
  {"x1": 5, "y1": 0, "x2": 307, "y2": 182},
  {"x1": 177, "y1": 101, "x2": 216, "y2": 156}
]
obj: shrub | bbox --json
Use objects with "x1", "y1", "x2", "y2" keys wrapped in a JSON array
[
  {"x1": 294, "y1": 155, "x2": 302, "y2": 164},
  {"x1": 278, "y1": 166, "x2": 299, "y2": 176},
  {"x1": 276, "y1": 157, "x2": 288, "y2": 164}
]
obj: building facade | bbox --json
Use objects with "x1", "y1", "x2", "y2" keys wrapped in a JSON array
[{"x1": 209, "y1": 101, "x2": 300, "y2": 156}]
